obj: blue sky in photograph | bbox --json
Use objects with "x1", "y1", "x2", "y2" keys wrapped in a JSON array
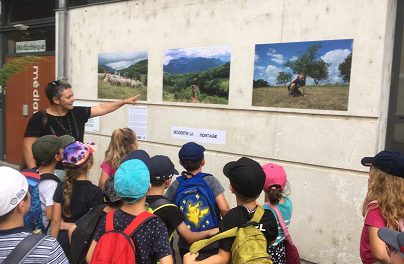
[
  {"x1": 98, "y1": 51, "x2": 147, "y2": 70},
  {"x1": 254, "y1": 39, "x2": 353, "y2": 85},
  {"x1": 164, "y1": 46, "x2": 231, "y2": 65}
]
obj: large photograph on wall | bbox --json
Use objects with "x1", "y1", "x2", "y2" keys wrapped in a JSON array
[
  {"x1": 253, "y1": 39, "x2": 353, "y2": 111},
  {"x1": 98, "y1": 51, "x2": 147, "y2": 100},
  {"x1": 163, "y1": 46, "x2": 231, "y2": 104}
]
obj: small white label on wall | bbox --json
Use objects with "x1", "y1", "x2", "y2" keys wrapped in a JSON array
[
  {"x1": 129, "y1": 106, "x2": 147, "y2": 141},
  {"x1": 74, "y1": 102, "x2": 100, "y2": 133},
  {"x1": 171, "y1": 126, "x2": 226, "y2": 145}
]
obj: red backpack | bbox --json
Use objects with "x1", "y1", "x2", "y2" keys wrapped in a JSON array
[{"x1": 90, "y1": 210, "x2": 155, "y2": 264}]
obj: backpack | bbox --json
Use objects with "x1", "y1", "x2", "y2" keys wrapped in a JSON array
[
  {"x1": 145, "y1": 197, "x2": 177, "y2": 241},
  {"x1": 174, "y1": 173, "x2": 219, "y2": 232},
  {"x1": 190, "y1": 206, "x2": 271, "y2": 264},
  {"x1": 70, "y1": 204, "x2": 106, "y2": 264},
  {"x1": 90, "y1": 210, "x2": 155, "y2": 264},
  {"x1": 21, "y1": 169, "x2": 60, "y2": 234}
]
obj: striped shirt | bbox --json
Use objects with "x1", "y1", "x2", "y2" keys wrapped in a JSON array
[{"x1": 0, "y1": 227, "x2": 69, "y2": 264}]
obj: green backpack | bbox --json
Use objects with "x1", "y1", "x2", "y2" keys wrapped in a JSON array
[
  {"x1": 190, "y1": 206, "x2": 272, "y2": 264},
  {"x1": 145, "y1": 197, "x2": 177, "y2": 242}
]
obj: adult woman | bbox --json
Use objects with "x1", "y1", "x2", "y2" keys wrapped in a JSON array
[{"x1": 23, "y1": 80, "x2": 139, "y2": 171}]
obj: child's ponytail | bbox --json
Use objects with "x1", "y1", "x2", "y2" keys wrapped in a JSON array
[{"x1": 267, "y1": 187, "x2": 282, "y2": 205}]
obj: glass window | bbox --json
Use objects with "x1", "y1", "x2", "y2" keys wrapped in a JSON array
[
  {"x1": 4, "y1": 0, "x2": 55, "y2": 23},
  {"x1": 5, "y1": 27, "x2": 55, "y2": 54},
  {"x1": 67, "y1": 0, "x2": 114, "y2": 8}
]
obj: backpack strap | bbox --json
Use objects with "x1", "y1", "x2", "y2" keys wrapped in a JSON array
[
  {"x1": 40, "y1": 173, "x2": 61, "y2": 183},
  {"x1": 150, "y1": 197, "x2": 176, "y2": 212},
  {"x1": 265, "y1": 202, "x2": 295, "y2": 246},
  {"x1": 69, "y1": 110, "x2": 79, "y2": 140},
  {"x1": 3, "y1": 234, "x2": 47, "y2": 264},
  {"x1": 123, "y1": 211, "x2": 155, "y2": 236},
  {"x1": 190, "y1": 206, "x2": 265, "y2": 254}
]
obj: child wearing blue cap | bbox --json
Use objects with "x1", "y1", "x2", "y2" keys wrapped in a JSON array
[
  {"x1": 86, "y1": 155, "x2": 173, "y2": 264},
  {"x1": 360, "y1": 151, "x2": 404, "y2": 264},
  {"x1": 165, "y1": 142, "x2": 229, "y2": 261}
]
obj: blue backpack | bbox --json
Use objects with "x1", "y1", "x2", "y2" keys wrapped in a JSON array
[
  {"x1": 174, "y1": 172, "x2": 219, "y2": 232},
  {"x1": 22, "y1": 169, "x2": 60, "y2": 234}
]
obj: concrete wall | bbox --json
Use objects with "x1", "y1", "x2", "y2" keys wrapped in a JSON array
[{"x1": 61, "y1": 0, "x2": 397, "y2": 262}]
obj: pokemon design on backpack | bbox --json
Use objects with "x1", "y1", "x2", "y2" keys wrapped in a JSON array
[
  {"x1": 174, "y1": 172, "x2": 219, "y2": 232},
  {"x1": 190, "y1": 206, "x2": 271, "y2": 264},
  {"x1": 21, "y1": 169, "x2": 61, "y2": 234},
  {"x1": 90, "y1": 210, "x2": 156, "y2": 264}
]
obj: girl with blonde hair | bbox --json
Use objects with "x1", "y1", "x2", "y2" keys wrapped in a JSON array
[
  {"x1": 98, "y1": 128, "x2": 138, "y2": 188},
  {"x1": 360, "y1": 151, "x2": 404, "y2": 264}
]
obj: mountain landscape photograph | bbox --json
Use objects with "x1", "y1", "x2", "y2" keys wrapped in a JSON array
[
  {"x1": 163, "y1": 46, "x2": 231, "y2": 104},
  {"x1": 98, "y1": 51, "x2": 148, "y2": 100}
]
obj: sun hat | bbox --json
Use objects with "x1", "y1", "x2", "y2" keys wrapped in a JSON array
[
  {"x1": 0, "y1": 167, "x2": 29, "y2": 216},
  {"x1": 62, "y1": 141, "x2": 96, "y2": 168},
  {"x1": 32, "y1": 135, "x2": 75, "y2": 164},
  {"x1": 262, "y1": 163, "x2": 287, "y2": 191}
]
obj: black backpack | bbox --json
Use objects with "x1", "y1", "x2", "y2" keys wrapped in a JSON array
[{"x1": 70, "y1": 204, "x2": 106, "y2": 264}]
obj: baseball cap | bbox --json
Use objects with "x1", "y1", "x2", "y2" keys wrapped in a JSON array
[
  {"x1": 121, "y1": 150, "x2": 151, "y2": 169},
  {"x1": 0, "y1": 167, "x2": 29, "y2": 216},
  {"x1": 263, "y1": 163, "x2": 287, "y2": 191},
  {"x1": 103, "y1": 176, "x2": 121, "y2": 203},
  {"x1": 223, "y1": 157, "x2": 265, "y2": 198},
  {"x1": 114, "y1": 159, "x2": 150, "y2": 202},
  {"x1": 361, "y1": 151, "x2": 404, "y2": 178},
  {"x1": 33, "y1": 135, "x2": 75, "y2": 164},
  {"x1": 178, "y1": 142, "x2": 205, "y2": 162},
  {"x1": 150, "y1": 155, "x2": 179, "y2": 182},
  {"x1": 377, "y1": 228, "x2": 404, "y2": 257},
  {"x1": 62, "y1": 141, "x2": 96, "y2": 168}
]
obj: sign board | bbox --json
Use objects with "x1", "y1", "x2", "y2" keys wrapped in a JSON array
[
  {"x1": 73, "y1": 102, "x2": 100, "y2": 133},
  {"x1": 16, "y1": 40, "x2": 46, "y2": 53},
  {"x1": 129, "y1": 106, "x2": 147, "y2": 141},
  {"x1": 171, "y1": 126, "x2": 226, "y2": 145}
]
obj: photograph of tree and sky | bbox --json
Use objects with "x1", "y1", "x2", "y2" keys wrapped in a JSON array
[
  {"x1": 253, "y1": 39, "x2": 353, "y2": 110},
  {"x1": 98, "y1": 51, "x2": 148, "y2": 100},
  {"x1": 163, "y1": 46, "x2": 231, "y2": 104}
]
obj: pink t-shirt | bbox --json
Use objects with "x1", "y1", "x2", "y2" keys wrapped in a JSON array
[
  {"x1": 360, "y1": 207, "x2": 386, "y2": 264},
  {"x1": 100, "y1": 161, "x2": 117, "y2": 177}
]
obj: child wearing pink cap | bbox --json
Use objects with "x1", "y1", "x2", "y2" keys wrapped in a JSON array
[{"x1": 262, "y1": 163, "x2": 292, "y2": 264}]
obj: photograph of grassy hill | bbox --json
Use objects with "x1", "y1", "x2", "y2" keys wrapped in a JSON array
[
  {"x1": 98, "y1": 51, "x2": 147, "y2": 100},
  {"x1": 253, "y1": 39, "x2": 353, "y2": 110},
  {"x1": 163, "y1": 46, "x2": 231, "y2": 104}
]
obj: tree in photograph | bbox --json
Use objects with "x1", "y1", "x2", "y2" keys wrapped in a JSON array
[
  {"x1": 253, "y1": 79, "x2": 270, "y2": 88},
  {"x1": 276, "y1": 72, "x2": 292, "y2": 85},
  {"x1": 284, "y1": 44, "x2": 329, "y2": 85},
  {"x1": 338, "y1": 53, "x2": 352, "y2": 83}
]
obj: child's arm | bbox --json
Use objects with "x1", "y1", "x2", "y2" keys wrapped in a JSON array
[
  {"x1": 50, "y1": 202, "x2": 62, "y2": 238},
  {"x1": 177, "y1": 222, "x2": 219, "y2": 244},
  {"x1": 98, "y1": 170, "x2": 110, "y2": 189},
  {"x1": 183, "y1": 249, "x2": 231, "y2": 264},
  {"x1": 159, "y1": 255, "x2": 174, "y2": 264},
  {"x1": 369, "y1": 226, "x2": 391, "y2": 264},
  {"x1": 45, "y1": 205, "x2": 53, "y2": 221},
  {"x1": 86, "y1": 240, "x2": 97, "y2": 263},
  {"x1": 215, "y1": 193, "x2": 230, "y2": 217}
]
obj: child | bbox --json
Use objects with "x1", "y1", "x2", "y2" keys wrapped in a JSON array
[
  {"x1": 183, "y1": 157, "x2": 278, "y2": 264},
  {"x1": 377, "y1": 228, "x2": 404, "y2": 264},
  {"x1": 0, "y1": 166, "x2": 69, "y2": 263},
  {"x1": 360, "y1": 151, "x2": 404, "y2": 264},
  {"x1": 147, "y1": 155, "x2": 219, "y2": 261},
  {"x1": 262, "y1": 162, "x2": 293, "y2": 264},
  {"x1": 164, "y1": 142, "x2": 230, "y2": 260},
  {"x1": 51, "y1": 141, "x2": 103, "y2": 257},
  {"x1": 86, "y1": 154, "x2": 173, "y2": 264},
  {"x1": 31, "y1": 135, "x2": 75, "y2": 233},
  {"x1": 99, "y1": 127, "x2": 138, "y2": 188}
]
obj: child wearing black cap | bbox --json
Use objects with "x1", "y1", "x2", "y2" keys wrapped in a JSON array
[
  {"x1": 165, "y1": 142, "x2": 229, "y2": 260},
  {"x1": 147, "y1": 155, "x2": 219, "y2": 262},
  {"x1": 360, "y1": 151, "x2": 404, "y2": 264},
  {"x1": 183, "y1": 157, "x2": 278, "y2": 264}
]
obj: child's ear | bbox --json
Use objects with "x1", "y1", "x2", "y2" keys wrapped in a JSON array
[{"x1": 201, "y1": 159, "x2": 205, "y2": 166}]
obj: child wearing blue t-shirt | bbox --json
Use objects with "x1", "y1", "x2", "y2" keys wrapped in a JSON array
[{"x1": 262, "y1": 163, "x2": 293, "y2": 264}]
